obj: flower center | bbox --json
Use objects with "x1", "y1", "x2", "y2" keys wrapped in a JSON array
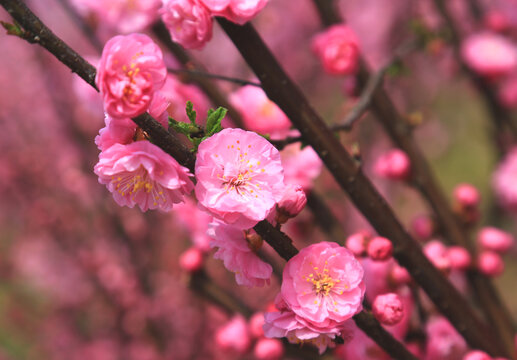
[
  {"x1": 111, "y1": 166, "x2": 167, "y2": 206},
  {"x1": 121, "y1": 52, "x2": 145, "y2": 103},
  {"x1": 304, "y1": 262, "x2": 342, "y2": 297}
]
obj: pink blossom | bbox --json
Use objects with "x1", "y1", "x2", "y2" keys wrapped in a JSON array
[
  {"x1": 207, "y1": 219, "x2": 272, "y2": 287},
  {"x1": 478, "y1": 251, "x2": 505, "y2": 277},
  {"x1": 372, "y1": 293, "x2": 404, "y2": 326},
  {"x1": 390, "y1": 264, "x2": 411, "y2": 285},
  {"x1": 425, "y1": 316, "x2": 467, "y2": 360},
  {"x1": 463, "y1": 350, "x2": 492, "y2": 360},
  {"x1": 485, "y1": 11, "x2": 511, "y2": 33},
  {"x1": 94, "y1": 141, "x2": 194, "y2": 211},
  {"x1": 71, "y1": 0, "x2": 161, "y2": 33},
  {"x1": 96, "y1": 34, "x2": 167, "y2": 119},
  {"x1": 215, "y1": 315, "x2": 251, "y2": 354},
  {"x1": 195, "y1": 128, "x2": 286, "y2": 229},
  {"x1": 447, "y1": 246, "x2": 471, "y2": 270},
  {"x1": 281, "y1": 143, "x2": 323, "y2": 190},
  {"x1": 453, "y1": 183, "x2": 480, "y2": 208},
  {"x1": 200, "y1": 0, "x2": 269, "y2": 25},
  {"x1": 229, "y1": 86, "x2": 292, "y2": 139},
  {"x1": 95, "y1": 115, "x2": 137, "y2": 151},
  {"x1": 493, "y1": 147, "x2": 517, "y2": 211},
  {"x1": 179, "y1": 247, "x2": 204, "y2": 272},
  {"x1": 312, "y1": 24, "x2": 360, "y2": 76},
  {"x1": 345, "y1": 230, "x2": 370, "y2": 256},
  {"x1": 281, "y1": 242, "x2": 365, "y2": 327},
  {"x1": 253, "y1": 338, "x2": 284, "y2": 360},
  {"x1": 367, "y1": 236, "x2": 393, "y2": 261},
  {"x1": 161, "y1": 0, "x2": 213, "y2": 50},
  {"x1": 461, "y1": 32, "x2": 517, "y2": 78},
  {"x1": 477, "y1": 227, "x2": 515, "y2": 253},
  {"x1": 374, "y1": 149, "x2": 411, "y2": 181}
]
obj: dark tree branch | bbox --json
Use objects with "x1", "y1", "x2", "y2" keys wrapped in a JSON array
[{"x1": 215, "y1": 17, "x2": 507, "y2": 357}]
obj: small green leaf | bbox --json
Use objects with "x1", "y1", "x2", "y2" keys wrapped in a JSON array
[
  {"x1": 1, "y1": 21, "x2": 23, "y2": 37},
  {"x1": 205, "y1": 107, "x2": 227, "y2": 136},
  {"x1": 185, "y1": 101, "x2": 197, "y2": 124},
  {"x1": 169, "y1": 117, "x2": 199, "y2": 136}
]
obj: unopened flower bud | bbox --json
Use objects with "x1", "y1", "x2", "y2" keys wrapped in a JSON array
[
  {"x1": 253, "y1": 338, "x2": 284, "y2": 360},
  {"x1": 477, "y1": 227, "x2": 514, "y2": 253},
  {"x1": 411, "y1": 215, "x2": 434, "y2": 241},
  {"x1": 345, "y1": 230, "x2": 370, "y2": 256},
  {"x1": 453, "y1": 183, "x2": 481, "y2": 208},
  {"x1": 372, "y1": 293, "x2": 404, "y2": 326},
  {"x1": 249, "y1": 312, "x2": 265, "y2": 338},
  {"x1": 275, "y1": 185, "x2": 307, "y2": 224},
  {"x1": 424, "y1": 240, "x2": 451, "y2": 273},
  {"x1": 374, "y1": 149, "x2": 411, "y2": 181},
  {"x1": 367, "y1": 236, "x2": 393, "y2": 261},
  {"x1": 447, "y1": 246, "x2": 471, "y2": 270},
  {"x1": 391, "y1": 264, "x2": 411, "y2": 285},
  {"x1": 179, "y1": 247, "x2": 203, "y2": 272},
  {"x1": 478, "y1": 251, "x2": 505, "y2": 277},
  {"x1": 215, "y1": 315, "x2": 251, "y2": 354}
]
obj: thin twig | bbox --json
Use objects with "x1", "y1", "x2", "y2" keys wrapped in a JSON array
[{"x1": 167, "y1": 67, "x2": 261, "y2": 87}]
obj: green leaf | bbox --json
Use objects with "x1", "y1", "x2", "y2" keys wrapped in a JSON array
[
  {"x1": 168, "y1": 117, "x2": 198, "y2": 136},
  {"x1": 185, "y1": 101, "x2": 197, "y2": 124},
  {"x1": 205, "y1": 107, "x2": 227, "y2": 136},
  {"x1": 1, "y1": 21, "x2": 23, "y2": 37}
]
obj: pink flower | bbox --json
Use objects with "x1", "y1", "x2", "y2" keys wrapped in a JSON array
[
  {"x1": 477, "y1": 227, "x2": 515, "y2": 253},
  {"x1": 425, "y1": 316, "x2": 467, "y2": 360},
  {"x1": 215, "y1": 315, "x2": 251, "y2": 354},
  {"x1": 195, "y1": 128, "x2": 286, "y2": 229},
  {"x1": 478, "y1": 251, "x2": 505, "y2": 277},
  {"x1": 281, "y1": 242, "x2": 365, "y2": 327},
  {"x1": 200, "y1": 0, "x2": 269, "y2": 25},
  {"x1": 374, "y1": 149, "x2": 411, "y2": 181},
  {"x1": 207, "y1": 219, "x2": 272, "y2": 287},
  {"x1": 71, "y1": 0, "x2": 161, "y2": 33},
  {"x1": 281, "y1": 143, "x2": 323, "y2": 190},
  {"x1": 253, "y1": 338, "x2": 284, "y2": 360},
  {"x1": 229, "y1": 86, "x2": 292, "y2": 139},
  {"x1": 94, "y1": 141, "x2": 194, "y2": 212},
  {"x1": 249, "y1": 312, "x2": 265, "y2": 338},
  {"x1": 493, "y1": 147, "x2": 517, "y2": 211},
  {"x1": 367, "y1": 237, "x2": 393, "y2": 261},
  {"x1": 372, "y1": 293, "x2": 404, "y2": 326},
  {"x1": 96, "y1": 34, "x2": 167, "y2": 119},
  {"x1": 461, "y1": 32, "x2": 517, "y2": 78},
  {"x1": 312, "y1": 24, "x2": 360, "y2": 76},
  {"x1": 161, "y1": 0, "x2": 213, "y2": 50}
]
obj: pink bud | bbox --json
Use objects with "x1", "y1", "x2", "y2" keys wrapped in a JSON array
[
  {"x1": 447, "y1": 246, "x2": 471, "y2": 270},
  {"x1": 179, "y1": 247, "x2": 203, "y2": 272},
  {"x1": 345, "y1": 230, "x2": 370, "y2": 256},
  {"x1": 372, "y1": 293, "x2": 404, "y2": 326},
  {"x1": 484, "y1": 11, "x2": 510, "y2": 33},
  {"x1": 276, "y1": 185, "x2": 307, "y2": 223},
  {"x1": 424, "y1": 240, "x2": 451, "y2": 273},
  {"x1": 477, "y1": 227, "x2": 515, "y2": 253},
  {"x1": 215, "y1": 315, "x2": 251, "y2": 354},
  {"x1": 374, "y1": 149, "x2": 411, "y2": 181},
  {"x1": 411, "y1": 215, "x2": 434, "y2": 240},
  {"x1": 453, "y1": 183, "x2": 481, "y2": 208},
  {"x1": 249, "y1": 312, "x2": 265, "y2": 338},
  {"x1": 253, "y1": 338, "x2": 284, "y2": 360},
  {"x1": 391, "y1": 264, "x2": 411, "y2": 285},
  {"x1": 478, "y1": 251, "x2": 505, "y2": 277},
  {"x1": 367, "y1": 236, "x2": 393, "y2": 261},
  {"x1": 463, "y1": 350, "x2": 492, "y2": 360}
]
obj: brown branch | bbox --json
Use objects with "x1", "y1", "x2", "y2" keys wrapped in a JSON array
[{"x1": 215, "y1": 17, "x2": 508, "y2": 357}]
